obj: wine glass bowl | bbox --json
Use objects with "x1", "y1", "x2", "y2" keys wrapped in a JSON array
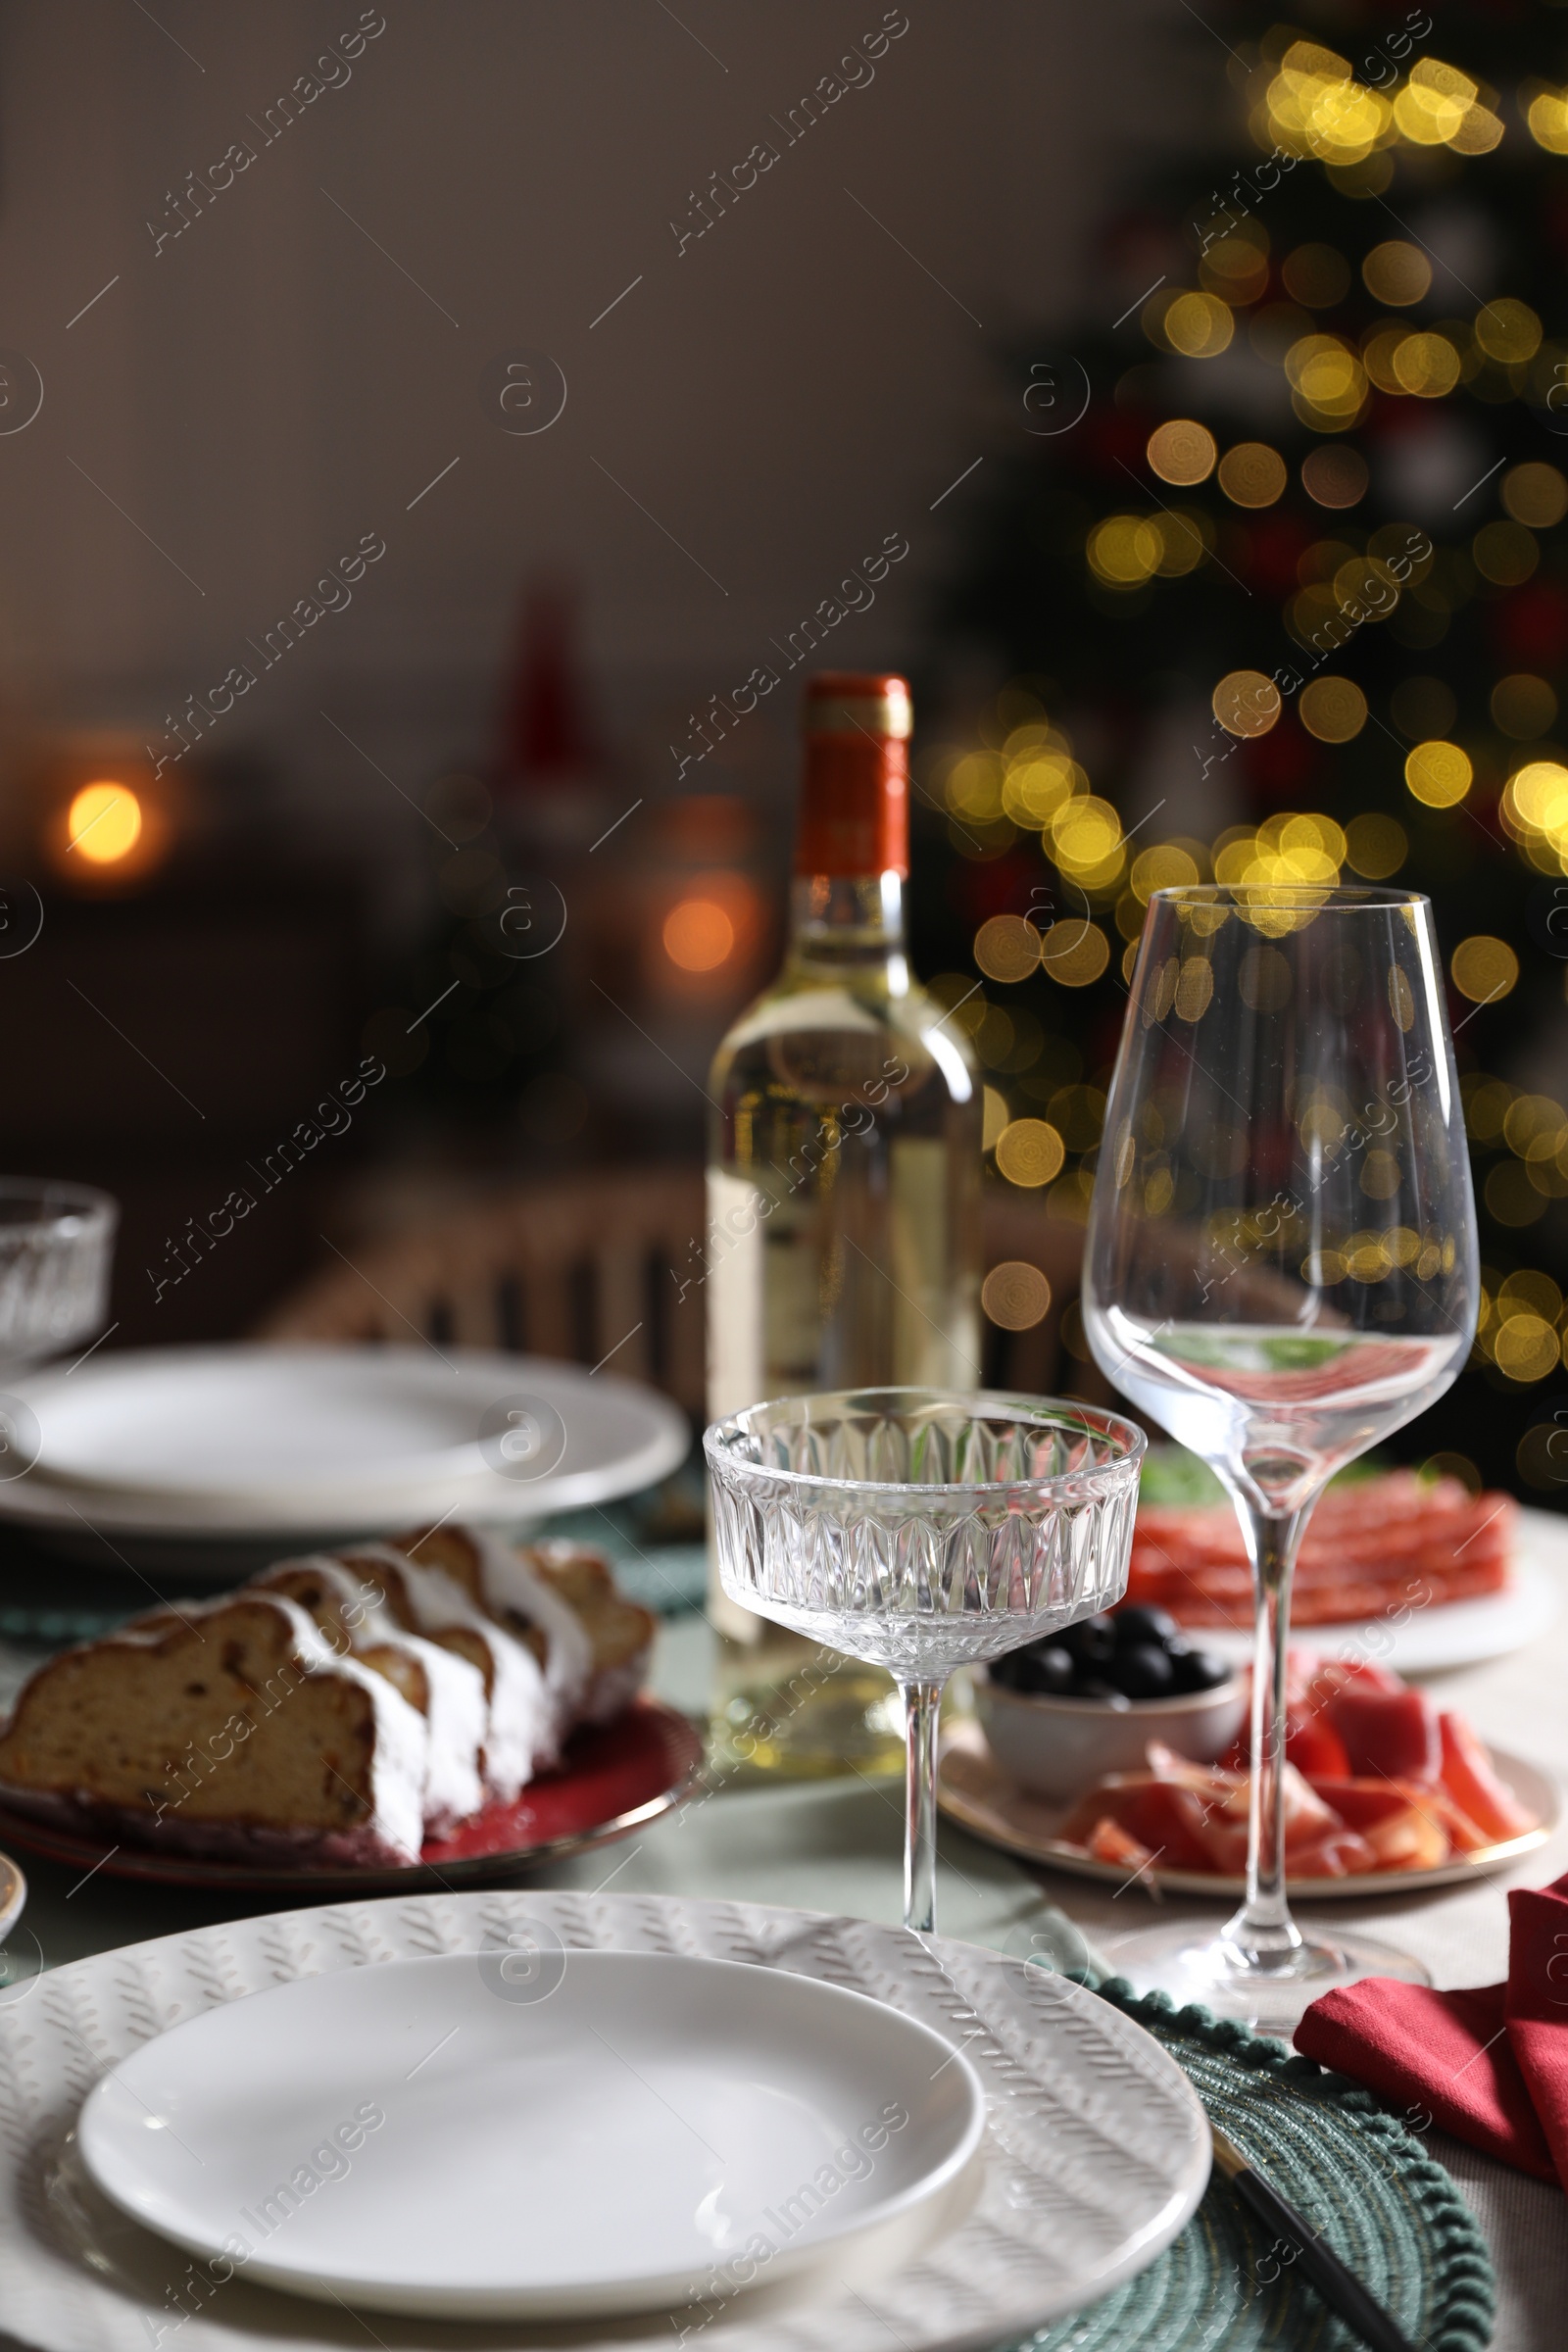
[
  {"x1": 706, "y1": 1387, "x2": 1146, "y2": 1931},
  {"x1": 1083, "y1": 884, "x2": 1478, "y2": 2023}
]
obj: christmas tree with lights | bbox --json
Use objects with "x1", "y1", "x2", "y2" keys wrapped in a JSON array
[{"x1": 915, "y1": 0, "x2": 1568, "y2": 1499}]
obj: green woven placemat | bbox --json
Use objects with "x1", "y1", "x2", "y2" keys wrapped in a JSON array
[{"x1": 1001, "y1": 1976, "x2": 1494, "y2": 2352}]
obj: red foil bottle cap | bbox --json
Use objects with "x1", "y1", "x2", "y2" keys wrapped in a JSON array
[{"x1": 796, "y1": 671, "x2": 911, "y2": 877}]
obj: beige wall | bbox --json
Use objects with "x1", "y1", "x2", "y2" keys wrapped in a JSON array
[{"x1": 0, "y1": 0, "x2": 1178, "y2": 815}]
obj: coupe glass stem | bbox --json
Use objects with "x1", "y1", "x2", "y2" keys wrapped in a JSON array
[
  {"x1": 1226, "y1": 1499, "x2": 1312, "y2": 1963},
  {"x1": 901, "y1": 1677, "x2": 944, "y2": 1935}
]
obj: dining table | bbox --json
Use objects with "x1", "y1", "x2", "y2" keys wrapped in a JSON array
[{"x1": 1, "y1": 1517, "x2": 1566, "y2": 2351}]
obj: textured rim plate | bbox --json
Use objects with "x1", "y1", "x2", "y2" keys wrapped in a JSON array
[
  {"x1": 78, "y1": 1949, "x2": 988, "y2": 2319},
  {"x1": 938, "y1": 1716, "x2": 1557, "y2": 1898},
  {"x1": 0, "y1": 1700, "x2": 703, "y2": 1894},
  {"x1": 0, "y1": 1346, "x2": 689, "y2": 1536},
  {"x1": 0, "y1": 1890, "x2": 1210, "y2": 2352}
]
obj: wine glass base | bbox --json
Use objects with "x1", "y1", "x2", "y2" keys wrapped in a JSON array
[{"x1": 1099, "y1": 1921, "x2": 1431, "y2": 2034}]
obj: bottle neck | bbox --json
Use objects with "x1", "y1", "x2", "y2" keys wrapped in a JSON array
[
  {"x1": 786, "y1": 872, "x2": 908, "y2": 988},
  {"x1": 788, "y1": 710, "x2": 909, "y2": 985}
]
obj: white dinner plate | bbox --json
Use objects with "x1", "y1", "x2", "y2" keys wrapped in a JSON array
[
  {"x1": 0, "y1": 1346, "x2": 688, "y2": 1554},
  {"x1": 1194, "y1": 1511, "x2": 1566, "y2": 1678},
  {"x1": 79, "y1": 1948, "x2": 986, "y2": 2320},
  {"x1": 6, "y1": 1891, "x2": 1210, "y2": 2352}
]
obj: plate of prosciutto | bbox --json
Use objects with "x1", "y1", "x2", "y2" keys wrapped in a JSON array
[{"x1": 939, "y1": 1647, "x2": 1555, "y2": 1899}]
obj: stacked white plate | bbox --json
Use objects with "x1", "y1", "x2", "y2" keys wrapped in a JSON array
[
  {"x1": 0, "y1": 1890, "x2": 1212, "y2": 2347},
  {"x1": 0, "y1": 1344, "x2": 689, "y2": 1575}
]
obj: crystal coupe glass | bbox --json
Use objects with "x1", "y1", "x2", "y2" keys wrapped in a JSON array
[
  {"x1": 705, "y1": 1387, "x2": 1146, "y2": 1934},
  {"x1": 1083, "y1": 885, "x2": 1478, "y2": 2027},
  {"x1": 0, "y1": 1181, "x2": 117, "y2": 1374}
]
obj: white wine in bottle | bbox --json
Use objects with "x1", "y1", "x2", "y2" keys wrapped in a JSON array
[{"x1": 706, "y1": 671, "x2": 983, "y2": 1776}]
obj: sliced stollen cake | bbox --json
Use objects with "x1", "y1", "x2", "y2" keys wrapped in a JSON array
[
  {"x1": 339, "y1": 1545, "x2": 555, "y2": 1797},
  {"x1": 251, "y1": 1556, "x2": 487, "y2": 1832},
  {"x1": 0, "y1": 1592, "x2": 426, "y2": 1865},
  {"x1": 391, "y1": 1525, "x2": 654, "y2": 1727}
]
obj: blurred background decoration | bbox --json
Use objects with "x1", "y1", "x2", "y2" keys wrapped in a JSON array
[
  {"x1": 0, "y1": 0, "x2": 1564, "y2": 1508},
  {"x1": 914, "y1": 0, "x2": 1568, "y2": 1502}
]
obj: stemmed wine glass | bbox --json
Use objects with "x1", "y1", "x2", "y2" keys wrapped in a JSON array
[
  {"x1": 1083, "y1": 884, "x2": 1478, "y2": 2026},
  {"x1": 705, "y1": 1387, "x2": 1145, "y2": 1934}
]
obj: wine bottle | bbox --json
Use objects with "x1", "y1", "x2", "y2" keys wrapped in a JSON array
[{"x1": 706, "y1": 671, "x2": 983, "y2": 1776}]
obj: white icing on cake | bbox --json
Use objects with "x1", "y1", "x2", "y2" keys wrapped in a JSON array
[
  {"x1": 285, "y1": 1557, "x2": 487, "y2": 1833},
  {"x1": 469, "y1": 1528, "x2": 594, "y2": 1727},
  {"x1": 348, "y1": 1545, "x2": 555, "y2": 1799},
  {"x1": 273, "y1": 1597, "x2": 428, "y2": 1865}
]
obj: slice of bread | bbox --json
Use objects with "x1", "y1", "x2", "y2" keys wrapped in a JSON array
[
  {"x1": 251, "y1": 1558, "x2": 486, "y2": 1832},
  {"x1": 0, "y1": 1592, "x2": 426, "y2": 1865}
]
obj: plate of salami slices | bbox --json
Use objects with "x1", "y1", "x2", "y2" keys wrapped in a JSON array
[{"x1": 939, "y1": 1650, "x2": 1557, "y2": 1899}]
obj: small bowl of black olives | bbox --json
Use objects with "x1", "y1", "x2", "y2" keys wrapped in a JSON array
[{"x1": 975, "y1": 1607, "x2": 1246, "y2": 1802}]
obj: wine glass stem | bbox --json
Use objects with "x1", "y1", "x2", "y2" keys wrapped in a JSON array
[
  {"x1": 901, "y1": 1677, "x2": 945, "y2": 1935},
  {"x1": 1228, "y1": 1503, "x2": 1310, "y2": 1962}
]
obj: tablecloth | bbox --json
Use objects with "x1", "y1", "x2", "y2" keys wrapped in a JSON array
[{"x1": 6, "y1": 1539, "x2": 1568, "y2": 2348}]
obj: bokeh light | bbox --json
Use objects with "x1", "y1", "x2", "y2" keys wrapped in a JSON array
[
  {"x1": 1213, "y1": 670, "x2": 1281, "y2": 737},
  {"x1": 68, "y1": 781, "x2": 142, "y2": 864},
  {"x1": 1344, "y1": 812, "x2": 1407, "y2": 878},
  {"x1": 1491, "y1": 674, "x2": 1558, "y2": 739},
  {"x1": 1146, "y1": 419, "x2": 1216, "y2": 486},
  {"x1": 1501, "y1": 464, "x2": 1567, "y2": 528},
  {"x1": 1217, "y1": 442, "x2": 1288, "y2": 508},
  {"x1": 973, "y1": 914, "x2": 1042, "y2": 984},
  {"x1": 1361, "y1": 241, "x2": 1432, "y2": 306},
  {"x1": 1300, "y1": 445, "x2": 1368, "y2": 508},
  {"x1": 1298, "y1": 677, "x2": 1367, "y2": 742},
  {"x1": 1404, "y1": 741, "x2": 1473, "y2": 808},
  {"x1": 1450, "y1": 935, "x2": 1520, "y2": 1004},
  {"x1": 1473, "y1": 521, "x2": 1538, "y2": 585},
  {"x1": 1039, "y1": 919, "x2": 1110, "y2": 986},
  {"x1": 662, "y1": 898, "x2": 734, "y2": 971},
  {"x1": 995, "y1": 1119, "x2": 1066, "y2": 1187}
]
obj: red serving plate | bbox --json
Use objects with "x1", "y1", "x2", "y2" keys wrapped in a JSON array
[{"x1": 0, "y1": 1697, "x2": 704, "y2": 1894}]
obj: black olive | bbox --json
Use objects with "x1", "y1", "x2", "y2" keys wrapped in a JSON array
[
  {"x1": 1168, "y1": 1645, "x2": 1232, "y2": 1693},
  {"x1": 1008, "y1": 1643, "x2": 1076, "y2": 1695},
  {"x1": 1115, "y1": 1643, "x2": 1177, "y2": 1699},
  {"x1": 1078, "y1": 1679, "x2": 1132, "y2": 1709},
  {"x1": 1113, "y1": 1604, "x2": 1182, "y2": 1650},
  {"x1": 1061, "y1": 1612, "x2": 1117, "y2": 1666}
]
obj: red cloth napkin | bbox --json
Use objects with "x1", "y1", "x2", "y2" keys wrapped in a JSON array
[{"x1": 1294, "y1": 1875, "x2": 1568, "y2": 2189}]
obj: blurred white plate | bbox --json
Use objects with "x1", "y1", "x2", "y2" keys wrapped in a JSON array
[
  {"x1": 1196, "y1": 1512, "x2": 1566, "y2": 1679},
  {"x1": 79, "y1": 1948, "x2": 985, "y2": 2321},
  {"x1": 0, "y1": 1346, "x2": 687, "y2": 1557}
]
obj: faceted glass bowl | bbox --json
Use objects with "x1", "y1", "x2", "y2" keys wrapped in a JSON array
[
  {"x1": 0, "y1": 1180, "x2": 117, "y2": 1370},
  {"x1": 705, "y1": 1388, "x2": 1147, "y2": 1680}
]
